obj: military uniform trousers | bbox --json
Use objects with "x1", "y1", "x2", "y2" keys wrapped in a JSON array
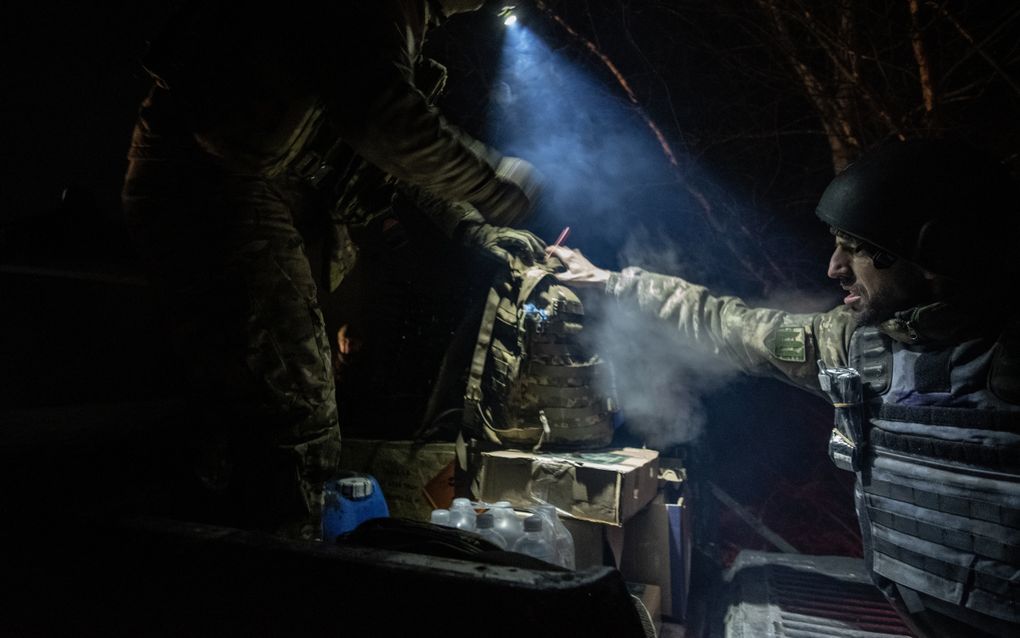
[{"x1": 123, "y1": 155, "x2": 341, "y2": 539}]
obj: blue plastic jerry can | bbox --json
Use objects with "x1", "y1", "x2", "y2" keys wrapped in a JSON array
[{"x1": 321, "y1": 473, "x2": 389, "y2": 542}]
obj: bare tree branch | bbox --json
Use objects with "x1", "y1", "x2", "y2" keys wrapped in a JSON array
[
  {"x1": 931, "y1": 2, "x2": 1020, "y2": 101},
  {"x1": 907, "y1": 0, "x2": 938, "y2": 129},
  {"x1": 535, "y1": 0, "x2": 793, "y2": 289},
  {"x1": 754, "y1": 0, "x2": 860, "y2": 170}
]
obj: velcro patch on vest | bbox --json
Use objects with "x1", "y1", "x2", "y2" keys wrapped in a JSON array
[{"x1": 764, "y1": 326, "x2": 808, "y2": 363}]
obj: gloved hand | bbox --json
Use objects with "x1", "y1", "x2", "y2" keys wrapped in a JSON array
[
  {"x1": 472, "y1": 157, "x2": 544, "y2": 227},
  {"x1": 459, "y1": 221, "x2": 547, "y2": 265}
]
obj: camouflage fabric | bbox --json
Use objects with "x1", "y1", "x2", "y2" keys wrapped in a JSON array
[
  {"x1": 606, "y1": 267, "x2": 858, "y2": 396},
  {"x1": 138, "y1": 2, "x2": 532, "y2": 222},
  {"x1": 466, "y1": 257, "x2": 616, "y2": 450},
  {"x1": 123, "y1": 160, "x2": 341, "y2": 539},
  {"x1": 122, "y1": 0, "x2": 538, "y2": 535},
  {"x1": 317, "y1": 56, "x2": 481, "y2": 292},
  {"x1": 327, "y1": 223, "x2": 360, "y2": 293},
  {"x1": 607, "y1": 267, "x2": 1020, "y2": 637},
  {"x1": 321, "y1": 157, "x2": 393, "y2": 292},
  {"x1": 325, "y1": 188, "x2": 482, "y2": 292},
  {"x1": 323, "y1": 159, "x2": 480, "y2": 292}
]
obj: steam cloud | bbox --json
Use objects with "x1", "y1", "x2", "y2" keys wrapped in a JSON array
[
  {"x1": 487, "y1": 25, "x2": 839, "y2": 450},
  {"x1": 487, "y1": 26, "x2": 684, "y2": 266},
  {"x1": 488, "y1": 26, "x2": 732, "y2": 449}
]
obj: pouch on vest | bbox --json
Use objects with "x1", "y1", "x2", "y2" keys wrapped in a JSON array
[
  {"x1": 463, "y1": 256, "x2": 616, "y2": 451},
  {"x1": 817, "y1": 360, "x2": 865, "y2": 472}
]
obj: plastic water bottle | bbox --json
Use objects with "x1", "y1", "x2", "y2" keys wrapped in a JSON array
[
  {"x1": 490, "y1": 501, "x2": 524, "y2": 547},
  {"x1": 321, "y1": 473, "x2": 389, "y2": 542},
  {"x1": 449, "y1": 497, "x2": 477, "y2": 531},
  {"x1": 533, "y1": 505, "x2": 561, "y2": 565},
  {"x1": 474, "y1": 512, "x2": 508, "y2": 550},
  {"x1": 511, "y1": 515, "x2": 556, "y2": 564},
  {"x1": 536, "y1": 504, "x2": 575, "y2": 569},
  {"x1": 430, "y1": 508, "x2": 452, "y2": 527}
]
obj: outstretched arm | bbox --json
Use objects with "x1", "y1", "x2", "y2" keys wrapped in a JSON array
[
  {"x1": 402, "y1": 185, "x2": 546, "y2": 264},
  {"x1": 548, "y1": 246, "x2": 856, "y2": 394},
  {"x1": 314, "y1": 2, "x2": 540, "y2": 227}
]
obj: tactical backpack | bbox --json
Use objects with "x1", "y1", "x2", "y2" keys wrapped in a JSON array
[{"x1": 463, "y1": 257, "x2": 616, "y2": 450}]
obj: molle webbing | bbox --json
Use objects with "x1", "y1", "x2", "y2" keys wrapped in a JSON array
[
  {"x1": 864, "y1": 427, "x2": 1020, "y2": 621},
  {"x1": 877, "y1": 403, "x2": 1020, "y2": 433},
  {"x1": 870, "y1": 426, "x2": 1020, "y2": 473},
  {"x1": 867, "y1": 475, "x2": 1020, "y2": 533},
  {"x1": 849, "y1": 327, "x2": 893, "y2": 396},
  {"x1": 870, "y1": 533, "x2": 1019, "y2": 620},
  {"x1": 846, "y1": 323, "x2": 1020, "y2": 623},
  {"x1": 866, "y1": 481, "x2": 1020, "y2": 622},
  {"x1": 463, "y1": 260, "x2": 614, "y2": 450}
]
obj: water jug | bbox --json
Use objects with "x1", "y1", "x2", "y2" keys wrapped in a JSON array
[{"x1": 321, "y1": 473, "x2": 389, "y2": 542}]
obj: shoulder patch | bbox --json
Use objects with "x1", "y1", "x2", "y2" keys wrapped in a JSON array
[{"x1": 764, "y1": 326, "x2": 808, "y2": 363}]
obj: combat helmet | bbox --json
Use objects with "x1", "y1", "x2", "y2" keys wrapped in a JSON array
[
  {"x1": 815, "y1": 138, "x2": 1018, "y2": 280},
  {"x1": 463, "y1": 256, "x2": 617, "y2": 450}
]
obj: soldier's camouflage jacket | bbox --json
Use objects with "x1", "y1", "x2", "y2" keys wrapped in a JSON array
[
  {"x1": 607, "y1": 265, "x2": 1020, "y2": 399},
  {"x1": 135, "y1": 1, "x2": 518, "y2": 231},
  {"x1": 603, "y1": 263, "x2": 1011, "y2": 383},
  {"x1": 606, "y1": 268, "x2": 855, "y2": 394},
  {"x1": 604, "y1": 269, "x2": 1020, "y2": 635},
  {"x1": 122, "y1": 0, "x2": 510, "y2": 537},
  {"x1": 606, "y1": 265, "x2": 1017, "y2": 398},
  {"x1": 136, "y1": 1, "x2": 503, "y2": 293}
]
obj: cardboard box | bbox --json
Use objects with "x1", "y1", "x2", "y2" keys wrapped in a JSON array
[
  {"x1": 565, "y1": 460, "x2": 691, "y2": 621},
  {"x1": 562, "y1": 517, "x2": 610, "y2": 569},
  {"x1": 476, "y1": 447, "x2": 659, "y2": 526},
  {"x1": 617, "y1": 492, "x2": 692, "y2": 620},
  {"x1": 618, "y1": 460, "x2": 691, "y2": 621},
  {"x1": 339, "y1": 439, "x2": 457, "y2": 522}
]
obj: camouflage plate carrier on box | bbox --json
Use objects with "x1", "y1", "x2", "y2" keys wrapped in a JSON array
[{"x1": 464, "y1": 256, "x2": 616, "y2": 450}]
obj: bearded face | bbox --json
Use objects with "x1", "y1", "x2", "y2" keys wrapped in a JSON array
[{"x1": 827, "y1": 233, "x2": 934, "y2": 326}]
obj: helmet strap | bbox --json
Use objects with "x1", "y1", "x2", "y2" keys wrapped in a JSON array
[
  {"x1": 871, "y1": 250, "x2": 897, "y2": 269},
  {"x1": 833, "y1": 228, "x2": 898, "y2": 269}
]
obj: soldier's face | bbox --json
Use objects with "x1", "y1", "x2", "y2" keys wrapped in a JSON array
[{"x1": 827, "y1": 236, "x2": 930, "y2": 325}]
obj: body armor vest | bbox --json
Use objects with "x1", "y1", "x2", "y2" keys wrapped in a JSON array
[
  {"x1": 463, "y1": 259, "x2": 616, "y2": 450},
  {"x1": 820, "y1": 324, "x2": 1020, "y2": 625}
]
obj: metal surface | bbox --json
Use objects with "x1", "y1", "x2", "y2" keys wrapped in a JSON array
[
  {"x1": 720, "y1": 551, "x2": 914, "y2": 638},
  {"x1": 0, "y1": 401, "x2": 653, "y2": 637}
]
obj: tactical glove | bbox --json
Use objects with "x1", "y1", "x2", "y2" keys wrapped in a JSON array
[{"x1": 459, "y1": 221, "x2": 547, "y2": 265}]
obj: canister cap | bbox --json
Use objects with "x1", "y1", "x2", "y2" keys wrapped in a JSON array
[{"x1": 338, "y1": 476, "x2": 373, "y2": 499}]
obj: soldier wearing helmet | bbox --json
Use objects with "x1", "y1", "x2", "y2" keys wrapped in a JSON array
[
  {"x1": 550, "y1": 139, "x2": 1019, "y2": 638},
  {"x1": 122, "y1": 0, "x2": 544, "y2": 539}
]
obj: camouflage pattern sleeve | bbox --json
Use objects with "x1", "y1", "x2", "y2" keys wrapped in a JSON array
[
  {"x1": 314, "y1": 2, "x2": 525, "y2": 223},
  {"x1": 606, "y1": 268, "x2": 857, "y2": 396},
  {"x1": 396, "y1": 183, "x2": 485, "y2": 239}
]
